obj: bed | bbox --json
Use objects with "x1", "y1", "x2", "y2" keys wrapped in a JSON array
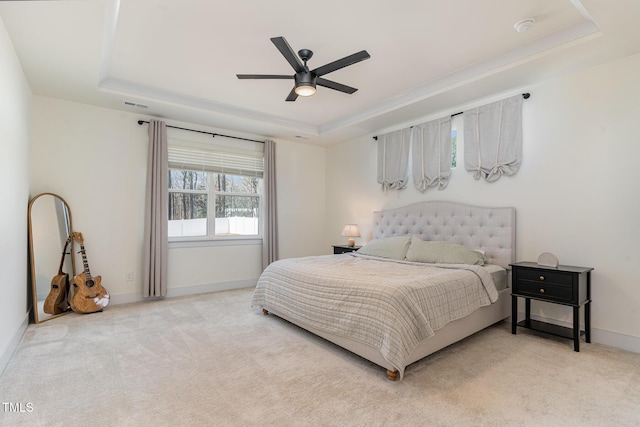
[{"x1": 252, "y1": 201, "x2": 515, "y2": 380}]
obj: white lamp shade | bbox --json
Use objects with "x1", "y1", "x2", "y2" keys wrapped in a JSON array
[{"x1": 341, "y1": 224, "x2": 361, "y2": 237}]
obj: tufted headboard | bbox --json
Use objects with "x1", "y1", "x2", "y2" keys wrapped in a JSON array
[{"x1": 372, "y1": 201, "x2": 516, "y2": 269}]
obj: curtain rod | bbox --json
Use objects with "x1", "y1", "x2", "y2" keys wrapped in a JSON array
[
  {"x1": 137, "y1": 120, "x2": 265, "y2": 144},
  {"x1": 372, "y1": 93, "x2": 530, "y2": 140}
]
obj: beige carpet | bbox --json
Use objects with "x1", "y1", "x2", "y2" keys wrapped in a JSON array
[{"x1": 1, "y1": 287, "x2": 639, "y2": 426}]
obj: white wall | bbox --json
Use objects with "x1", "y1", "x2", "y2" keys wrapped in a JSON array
[
  {"x1": 0, "y1": 16, "x2": 32, "y2": 374},
  {"x1": 326, "y1": 52, "x2": 640, "y2": 352},
  {"x1": 275, "y1": 139, "x2": 326, "y2": 259},
  {"x1": 31, "y1": 97, "x2": 327, "y2": 303}
]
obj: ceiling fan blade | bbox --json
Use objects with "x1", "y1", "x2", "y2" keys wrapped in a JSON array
[
  {"x1": 316, "y1": 78, "x2": 358, "y2": 94},
  {"x1": 270, "y1": 37, "x2": 304, "y2": 73},
  {"x1": 285, "y1": 87, "x2": 298, "y2": 102},
  {"x1": 236, "y1": 74, "x2": 293, "y2": 79},
  {"x1": 311, "y1": 50, "x2": 370, "y2": 77}
]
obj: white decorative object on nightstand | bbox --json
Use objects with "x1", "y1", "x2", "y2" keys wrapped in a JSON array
[{"x1": 537, "y1": 252, "x2": 559, "y2": 268}]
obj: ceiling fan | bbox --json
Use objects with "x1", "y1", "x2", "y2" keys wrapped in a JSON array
[{"x1": 236, "y1": 36, "x2": 370, "y2": 102}]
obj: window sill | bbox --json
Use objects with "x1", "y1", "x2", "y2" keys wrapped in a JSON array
[{"x1": 169, "y1": 237, "x2": 263, "y2": 249}]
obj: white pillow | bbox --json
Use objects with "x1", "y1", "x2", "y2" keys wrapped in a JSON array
[
  {"x1": 357, "y1": 236, "x2": 411, "y2": 260},
  {"x1": 405, "y1": 235, "x2": 486, "y2": 265}
]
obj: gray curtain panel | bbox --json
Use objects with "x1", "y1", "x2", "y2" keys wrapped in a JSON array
[
  {"x1": 464, "y1": 94, "x2": 523, "y2": 182},
  {"x1": 377, "y1": 128, "x2": 411, "y2": 190},
  {"x1": 262, "y1": 139, "x2": 279, "y2": 270},
  {"x1": 411, "y1": 117, "x2": 452, "y2": 191},
  {"x1": 143, "y1": 119, "x2": 168, "y2": 298}
]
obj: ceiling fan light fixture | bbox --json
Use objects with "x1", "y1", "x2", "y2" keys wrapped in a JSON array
[
  {"x1": 294, "y1": 72, "x2": 317, "y2": 97},
  {"x1": 295, "y1": 84, "x2": 316, "y2": 97}
]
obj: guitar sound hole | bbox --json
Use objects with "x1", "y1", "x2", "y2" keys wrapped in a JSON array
[{"x1": 86, "y1": 280, "x2": 95, "y2": 287}]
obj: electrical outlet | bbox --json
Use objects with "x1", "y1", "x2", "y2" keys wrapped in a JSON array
[{"x1": 125, "y1": 272, "x2": 134, "y2": 282}]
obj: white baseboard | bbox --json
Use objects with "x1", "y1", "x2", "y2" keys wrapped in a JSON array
[
  {"x1": 166, "y1": 278, "x2": 257, "y2": 298},
  {"x1": 108, "y1": 278, "x2": 258, "y2": 306},
  {"x1": 525, "y1": 314, "x2": 640, "y2": 354},
  {"x1": 0, "y1": 312, "x2": 29, "y2": 377},
  {"x1": 590, "y1": 328, "x2": 640, "y2": 353}
]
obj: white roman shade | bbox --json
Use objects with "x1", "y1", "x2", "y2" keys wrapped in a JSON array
[
  {"x1": 411, "y1": 117, "x2": 452, "y2": 191},
  {"x1": 464, "y1": 94, "x2": 523, "y2": 182},
  {"x1": 168, "y1": 138, "x2": 264, "y2": 178},
  {"x1": 376, "y1": 128, "x2": 410, "y2": 190}
]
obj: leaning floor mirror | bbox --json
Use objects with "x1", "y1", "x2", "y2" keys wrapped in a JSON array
[{"x1": 28, "y1": 193, "x2": 76, "y2": 323}]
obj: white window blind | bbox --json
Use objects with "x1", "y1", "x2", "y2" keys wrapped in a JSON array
[{"x1": 168, "y1": 139, "x2": 264, "y2": 178}]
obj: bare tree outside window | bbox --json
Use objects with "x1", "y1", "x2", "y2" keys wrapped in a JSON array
[
  {"x1": 168, "y1": 169, "x2": 261, "y2": 238},
  {"x1": 213, "y1": 174, "x2": 259, "y2": 219},
  {"x1": 168, "y1": 170, "x2": 208, "y2": 221}
]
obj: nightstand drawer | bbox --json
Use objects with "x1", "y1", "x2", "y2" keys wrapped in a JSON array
[
  {"x1": 514, "y1": 280, "x2": 573, "y2": 303},
  {"x1": 516, "y1": 268, "x2": 572, "y2": 286}
]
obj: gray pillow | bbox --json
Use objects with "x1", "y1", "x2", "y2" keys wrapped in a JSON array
[
  {"x1": 405, "y1": 235, "x2": 485, "y2": 265},
  {"x1": 357, "y1": 235, "x2": 411, "y2": 260}
]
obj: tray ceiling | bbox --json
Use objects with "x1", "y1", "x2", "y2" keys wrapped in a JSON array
[{"x1": 1, "y1": 0, "x2": 639, "y2": 144}]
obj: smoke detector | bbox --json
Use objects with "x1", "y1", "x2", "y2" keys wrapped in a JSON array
[{"x1": 514, "y1": 18, "x2": 535, "y2": 33}]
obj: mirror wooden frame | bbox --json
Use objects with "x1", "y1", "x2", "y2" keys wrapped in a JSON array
[{"x1": 28, "y1": 193, "x2": 76, "y2": 323}]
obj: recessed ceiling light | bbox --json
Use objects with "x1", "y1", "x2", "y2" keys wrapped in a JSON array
[{"x1": 514, "y1": 18, "x2": 535, "y2": 33}]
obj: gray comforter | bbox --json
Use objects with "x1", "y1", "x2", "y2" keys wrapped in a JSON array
[{"x1": 252, "y1": 253, "x2": 499, "y2": 377}]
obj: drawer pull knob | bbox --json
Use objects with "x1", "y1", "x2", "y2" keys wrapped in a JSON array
[
  {"x1": 539, "y1": 275, "x2": 545, "y2": 281},
  {"x1": 539, "y1": 288, "x2": 545, "y2": 293}
]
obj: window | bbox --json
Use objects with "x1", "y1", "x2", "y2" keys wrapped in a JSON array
[
  {"x1": 168, "y1": 170, "x2": 208, "y2": 237},
  {"x1": 167, "y1": 139, "x2": 263, "y2": 240}
]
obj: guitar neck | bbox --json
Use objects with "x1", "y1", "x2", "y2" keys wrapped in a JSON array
[{"x1": 79, "y1": 244, "x2": 93, "y2": 281}]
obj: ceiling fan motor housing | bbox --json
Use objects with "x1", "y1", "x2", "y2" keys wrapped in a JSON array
[{"x1": 295, "y1": 71, "x2": 317, "y2": 87}]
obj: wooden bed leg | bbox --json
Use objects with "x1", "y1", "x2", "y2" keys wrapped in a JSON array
[
  {"x1": 386, "y1": 370, "x2": 398, "y2": 381},
  {"x1": 262, "y1": 309, "x2": 269, "y2": 315}
]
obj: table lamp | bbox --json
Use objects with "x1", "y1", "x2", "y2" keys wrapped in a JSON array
[{"x1": 341, "y1": 224, "x2": 360, "y2": 247}]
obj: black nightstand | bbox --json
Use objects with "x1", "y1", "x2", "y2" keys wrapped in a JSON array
[
  {"x1": 510, "y1": 261, "x2": 593, "y2": 351},
  {"x1": 332, "y1": 245, "x2": 361, "y2": 254}
]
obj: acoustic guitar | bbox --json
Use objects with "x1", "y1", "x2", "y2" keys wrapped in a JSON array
[
  {"x1": 43, "y1": 236, "x2": 72, "y2": 315},
  {"x1": 69, "y1": 232, "x2": 109, "y2": 314}
]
